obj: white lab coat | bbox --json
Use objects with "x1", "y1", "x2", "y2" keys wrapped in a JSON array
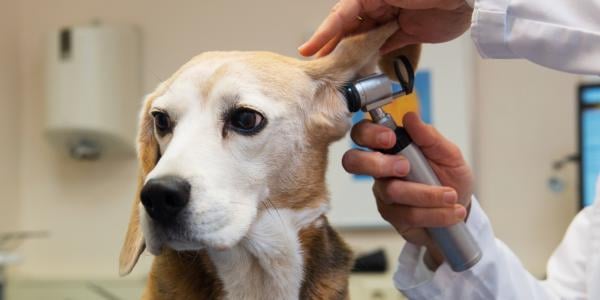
[
  {"x1": 393, "y1": 0, "x2": 600, "y2": 298},
  {"x1": 470, "y1": 0, "x2": 600, "y2": 75},
  {"x1": 394, "y1": 194, "x2": 600, "y2": 299}
]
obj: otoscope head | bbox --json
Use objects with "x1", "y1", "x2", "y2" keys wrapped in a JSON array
[
  {"x1": 341, "y1": 84, "x2": 363, "y2": 113},
  {"x1": 341, "y1": 56, "x2": 415, "y2": 113}
]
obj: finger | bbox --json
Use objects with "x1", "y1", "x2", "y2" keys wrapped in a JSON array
[
  {"x1": 384, "y1": 0, "x2": 439, "y2": 9},
  {"x1": 315, "y1": 34, "x2": 343, "y2": 57},
  {"x1": 379, "y1": 29, "x2": 417, "y2": 54},
  {"x1": 298, "y1": 0, "x2": 363, "y2": 56},
  {"x1": 350, "y1": 120, "x2": 395, "y2": 149},
  {"x1": 376, "y1": 197, "x2": 467, "y2": 228},
  {"x1": 342, "y1": 149, "x2": 410, "y2": 178},
  {"x1": 384, "y1": 0, "x2": 463, "y2": 10},
  {"x1": 373, "y1": 179, "x2": 457, "y2": 207},
  {"x1": 355, "y1": 16, "x2": 380, "y2": 33},
  {"x1": 398, "y1": 228, "x2": 433, "y2": 247},
  {"x1": 402, "y1": 112, "x2": 464, "y2": 164}
]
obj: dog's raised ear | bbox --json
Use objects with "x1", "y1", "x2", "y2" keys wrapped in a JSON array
[
  {"x1": 303, "y1": 22, "x2": 397, "y2": 85},
  {"x1": 300, "y1": 22, "x2": 421, "y2": 142},
  {"x1": 303, "y1": 22, "x2": 422, "y2": 90},
  {"x1": 119, "y1": 95, "x2": 159, "y2": 276}
]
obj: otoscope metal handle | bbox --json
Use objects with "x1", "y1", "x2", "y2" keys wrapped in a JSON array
[{"x1": 379, "y1": 125, "x2": 482, "y2": 272}]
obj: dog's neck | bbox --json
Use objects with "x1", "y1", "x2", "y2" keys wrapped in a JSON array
[
  {"x1": 208, "y1": 204, "x2": 327, "y2": 299},
  {"x1": 145, "y1": 203, "x2": 353, "y2": 300}
]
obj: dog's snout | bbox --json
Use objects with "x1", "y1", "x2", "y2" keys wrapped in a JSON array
[{"x1": 141, "y1": 176, "x2": 191, "y2": 224}]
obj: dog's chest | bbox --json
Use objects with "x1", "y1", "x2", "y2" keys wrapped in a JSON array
[{"x1": 145, "y1": 207, "x2": 352, "y2": 300}]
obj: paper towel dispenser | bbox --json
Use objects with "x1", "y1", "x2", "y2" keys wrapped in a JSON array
[{"x1": 44, "y1": 23, "x2": 141, "y2": 160}]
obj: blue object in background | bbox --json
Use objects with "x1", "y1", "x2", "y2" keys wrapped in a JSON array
[
  {"x1": 414, "y1": 71, "x2": 432, "y2": 124},
  {"x1": 581, "y1": 85, "x2": 600, "y2": 207}
]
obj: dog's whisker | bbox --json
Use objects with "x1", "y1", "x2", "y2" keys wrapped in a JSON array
[
  {"x1": 260, "y1": 201, "x2": 276, "y2": 217},
  {"x1": 263, "y1": 199, "x2": 288, "y2": 235}
]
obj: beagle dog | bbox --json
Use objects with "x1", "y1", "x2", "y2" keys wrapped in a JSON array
[{"x1": 119, "y1": 23, "x2": 420, "y2": 299}]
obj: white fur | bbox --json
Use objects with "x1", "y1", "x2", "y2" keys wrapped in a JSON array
[{"x1": 208, "y1": 204, "x2": 328, "y2": 300}]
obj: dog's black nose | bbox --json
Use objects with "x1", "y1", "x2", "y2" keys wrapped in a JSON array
[{"x1": 141, "y1": 176, "x2": 191, "y2": 224}]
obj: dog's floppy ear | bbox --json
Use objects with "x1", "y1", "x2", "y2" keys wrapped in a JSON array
[{"x1": 119, "y1": 96, "x2": 159, "y2": 276}]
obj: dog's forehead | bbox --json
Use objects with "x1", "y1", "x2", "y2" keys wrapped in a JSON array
[{"x1": 152, "y1": 52, "x2": 313, "y2": 110}]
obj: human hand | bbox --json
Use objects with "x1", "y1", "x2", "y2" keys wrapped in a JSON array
[
  {"x1": 341, "y1": 112, "x2": 474, "y2": 266},
  {"x1": 298, "y1": 0, "x2": 472, "y2": 57}
]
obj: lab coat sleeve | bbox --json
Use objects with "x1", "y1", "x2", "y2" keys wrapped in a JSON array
[
  {"x1": 471, "y1": 0, "x2": 600, "y2": 74},
  {"x1": 393, "y1": 197, "x2": 555, "y2": 299},
  {"x1": 542, "y1": 204, "x2": 593, "y2": 298}
]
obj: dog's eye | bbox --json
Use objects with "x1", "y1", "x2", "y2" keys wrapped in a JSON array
[
  {"x1": 151, "y1": 111, "x2": 172, "y2": 133},
  {"x1": 227, "y1": 108, "x2": 266, "y2": 135}
]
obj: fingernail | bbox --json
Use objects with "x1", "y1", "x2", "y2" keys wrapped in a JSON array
[
  {"x1": 454, "y1": 206, "x2": 467, "y2": 220},
  {"x1": 394, "y1": 159, "x2": 409, "y2": 176},
  {"x1": 443, "y1": 191, "x2": 457, "y2": 205},
  {"x1": 377, "y1": 132, "x2": 392, "y2": 147}
]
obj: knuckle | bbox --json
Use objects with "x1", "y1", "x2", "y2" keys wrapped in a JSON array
[
  {"x1": 350, "y1": 121, "x2": 368, "y2": 144},
  {"x1": 429, "y1": 189, "x2": 444, "y2": 205},
  {"x1": 448, "y1": 143, "x2": 464, "y2": 159},
  {"x1": 431, "y1": 127, "x2": 444, "y2": 140},
  {"x1": 436, "y1": 210, "x2": 455, "y2": 225},
  {"x1": 403, "y1": 210, "x2": 421, "y2": 226},
  {"x1": 373, "y1": 152, "x2": 388, "y2": 177},
  {"x1": 382, "y1": 181, "x2": 399, "y2": 201},
  {"x1": 399, "y1": 18, "x2": 419, "y2": 35}
]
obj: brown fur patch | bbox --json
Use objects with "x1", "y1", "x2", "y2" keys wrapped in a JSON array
[
  {"x1": 201, "y1": 63, "x2": 231, "y2": 100},
  {"x1": 143, "y1": 249, "x2": 224, "y2": 300},
  {"x1": 299, "y1": 218, "x2": 353, "y2": 300}
]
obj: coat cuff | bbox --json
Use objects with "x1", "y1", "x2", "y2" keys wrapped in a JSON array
[
  {"x1": 393, "y1": 197, "x2": 490, "y2": 298},
  {"x1": 471, "y1": 0, "x2": 516, "y2": 59}
]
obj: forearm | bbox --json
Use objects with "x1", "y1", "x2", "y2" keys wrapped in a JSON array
[{"x1": 394, "y1": 198, "x2": 556, "y2": 299}]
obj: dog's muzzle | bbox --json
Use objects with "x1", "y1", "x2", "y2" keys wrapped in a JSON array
[{"x1": 141, "y1": 176, "x2": 191, "y2": 225}]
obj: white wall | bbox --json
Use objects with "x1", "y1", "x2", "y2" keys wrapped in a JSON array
[
  {"x1": 0, "y1": 0, "x2": 21, "y2": 232},
  {"x1": 474, "y1": 57, "x2": 580, "y2": 276}
]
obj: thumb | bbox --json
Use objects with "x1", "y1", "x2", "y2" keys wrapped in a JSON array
[{"x1": 402, "y1": 112, "x2": 464, "y2": 165}]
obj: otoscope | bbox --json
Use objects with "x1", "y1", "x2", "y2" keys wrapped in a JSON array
[{"x1": 341, "y1": 57, "x2": 482, "y2": 272}]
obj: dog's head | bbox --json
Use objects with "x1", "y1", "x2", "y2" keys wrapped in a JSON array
[{"x1": 119, "y1": 23, "x2": 421, "y2": 275}]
